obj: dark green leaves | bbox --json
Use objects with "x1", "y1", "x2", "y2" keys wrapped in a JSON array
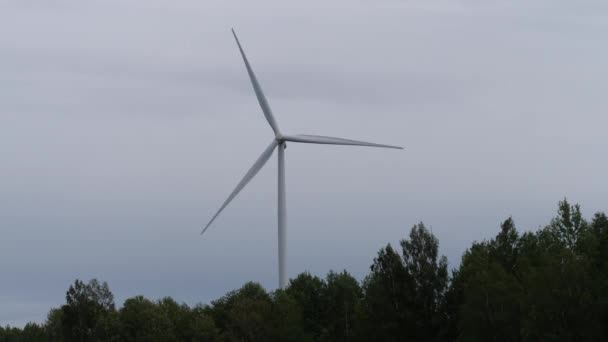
[{"x1": 5, "y1": 198, "x2": 608, "y2": 342}]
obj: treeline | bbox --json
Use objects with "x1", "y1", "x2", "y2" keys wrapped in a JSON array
[{"x1": 2, "y1": 199, "x2": 608, "y2": 341}]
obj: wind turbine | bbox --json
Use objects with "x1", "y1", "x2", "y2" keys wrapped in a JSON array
[{"x1": 202, "y1": 29, "x2": 403, "y2": 289}]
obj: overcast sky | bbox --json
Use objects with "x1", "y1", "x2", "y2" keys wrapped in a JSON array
[{"x1": 1, "y1": 0, "x2": 607, "y2": 326}]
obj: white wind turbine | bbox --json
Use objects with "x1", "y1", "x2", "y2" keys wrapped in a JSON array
[{"x1": 202, "y1": 29, "x2": 403, "y2": 289}]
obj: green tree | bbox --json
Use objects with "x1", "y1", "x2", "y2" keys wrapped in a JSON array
[
  {"x1": 269, "y1": 290, "x2": 312, "y2": 342},
  {"x1": 360, "y1": 244, "x2": 410, "y2": 341},
  {"x1": 210, "y1": 282, "x2": 273, "y2": 341},
  {"x1": 0, "y1": 325, "x2": 24, "y2": 342},
  {"x1": 61, "y1": 279, "x2": 116, "y2": 342},
  {"x1": 548, "y1": 199, "x2": 588, "y2": 250},
  {"x1": 119, "y1": 296, "x2": 174, "y2": 342},
  {"x1": 490, "y1": 217, "x2": 519, "y2": 272},
  {"x1": 517, "y1": 230, "x2": 600, "y2": 340},
  {"x1": 322, "y1": 271, "x2": 362, "y2": 342},
  {"x1": 457, "y1": 240, "x2": 521, "y2": 342},
  {"x1": 45, "y1": 308, "x2": 64, "y2": 341},
  {"x1": 589, "y1": 213, "x2": 608, "y2": 338},
  {"x1": 361, "y1": 223, "x2": 448, "y2": 342},
  {"x1": 189, "y1": 305, "x2": 219, "y2": 342},
  {"x1": 286, "y1": 272, "x2": 327, "y2": 340},
  {"x1": 157, "y1": 297, "x2": 193, "y2": 341},
  {"x1": 402, "y1": 222, "x2": 448, "y2": 338},
  {"x1": 454, "y1": 218, "x2": 522, "y2": 341},
  {"x1": 454, "y1": 203, "x2": 605, "y2": 341},
  {"x1": 21, "y1": 322, "x2": 47, "y2": 342},
  {"x1": 7, "y1": 198, "x2": 608, "y2": 342}
]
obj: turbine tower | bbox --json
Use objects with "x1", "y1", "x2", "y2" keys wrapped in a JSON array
[{"x1": 202, "y1": 29, "x2": 403, "y2": 289}]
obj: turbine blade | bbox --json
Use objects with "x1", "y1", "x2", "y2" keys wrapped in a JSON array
[
  {"x1": 232, "y1": 28, "x2": 281, "y2": 136},
  {"x1": 282, "y1": 134, "x2": 403, "y2": 149},
  {"x1": 202, "y1": 140, "x2": 279, "y2": 235}
]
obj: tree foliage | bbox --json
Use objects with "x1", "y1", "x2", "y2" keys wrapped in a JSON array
[{"x1": 4, "y1": 199, "x2": 608, "y2": 342}]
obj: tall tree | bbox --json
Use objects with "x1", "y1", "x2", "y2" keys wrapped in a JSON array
[
  {"x1": 286, "y1": 272, "x2": 328, "y2": 340},
  {"x1": 401, "y1": 223, "x2": 448, "y2": 335},
  {"x1": 45, "y1": 308, "x2": 64, "y2": 341},
  {"x1": 457, "y1": 240, "x2": 521, "y2": 342},
  {"x1": 210, "y1": 282, "x2": 273, "y2": 341},
  {"x1": 361, "y1": 244, "x2": 410, "y2": 341},
  {"x1": 21, "y1": 323, "x2": 47, "y2": 342},
  {"x1": 119, "y1": 296, "x2": 174, "y2": 342},
  {"x1": 61, "y1": 279, "x2": 116, "y2": 342},
  {"x1": 322, "y1": 271, "x2": 362, "y2": 342},
  {"x1": 361, "y1": 223, "x2": 448, "y2": 342},
  {"x1": 548, "y1": 198, "x2": 588, "y2": 250},
  {"x1": 189, "y1": 305, "x2": 219, "y2": 341},
  {"x1": 269, "y1": 290, "x2": 312, "y2": 342},
  {"x1": 490, "y1": 217, "x2": 519, "y2": 272},
  {"x1": 455, "y1": 203, "x2": 605, "y2": 341}
]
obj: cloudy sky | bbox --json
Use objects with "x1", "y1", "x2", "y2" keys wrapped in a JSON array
[{"x1": 1, "y1": 0, "x2": 607, "y2": 326}]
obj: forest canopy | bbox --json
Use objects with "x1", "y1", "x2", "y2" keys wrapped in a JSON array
[{"x1": 2, "y1": 198, "x2": 608, "y2": 341}]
